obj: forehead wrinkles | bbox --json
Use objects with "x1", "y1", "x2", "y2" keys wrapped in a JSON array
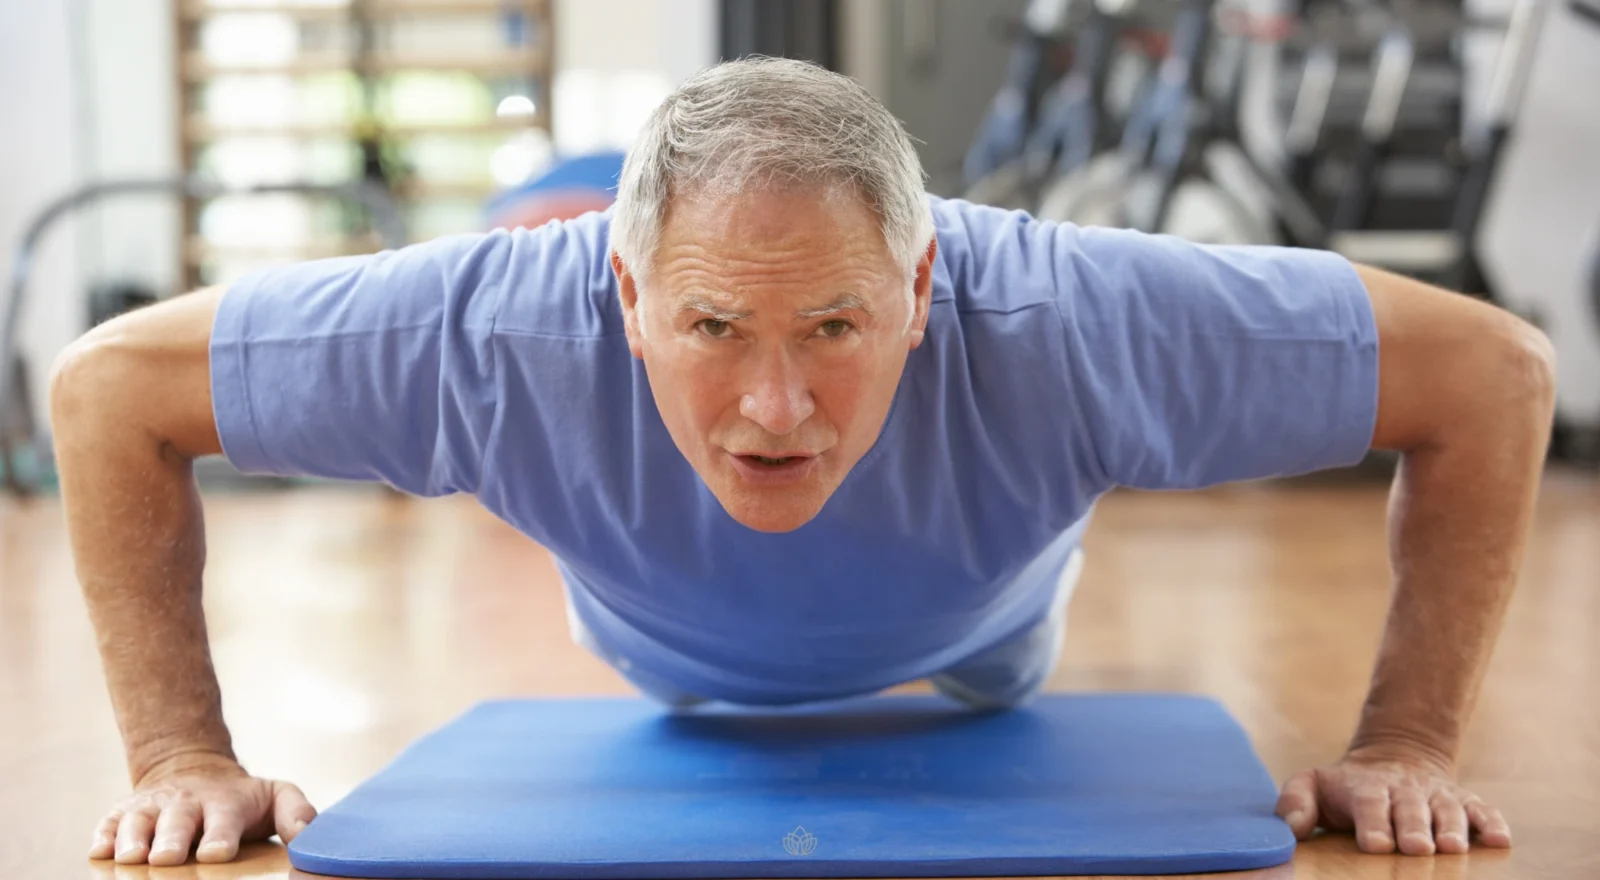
[
  {"x1": 659, "y1": 239, "x2": 889, "y2": 296},
  {"x1": 652, "y1": 185, "x2": 897, "y2": 294}
]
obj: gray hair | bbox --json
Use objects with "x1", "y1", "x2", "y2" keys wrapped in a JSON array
[{"x1": 608, "y1": 56, "x2": 935, "y2": 299}]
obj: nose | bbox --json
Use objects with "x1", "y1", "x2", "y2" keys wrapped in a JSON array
[{"x1": 739, "y1": 344, "x2": 815, "y2": 437}]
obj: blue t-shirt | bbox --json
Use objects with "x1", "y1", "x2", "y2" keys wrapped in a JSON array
[{"x1": 209, "y1": 196, "x2": 1378, "y2": 705}]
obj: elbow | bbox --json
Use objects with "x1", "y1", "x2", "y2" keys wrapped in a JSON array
[
  {"x1": 1489, "y1": 313, "x2": 1558, "y2": 430},
  {"x1": 50, "y1": 290, "x2": 224, "y2": 462},
  {"x1": 48, "y1": 338, "x2": 104, "y2": 435},
  {"x1": 48, "y1": 333, "x2": 128, "y2": 440}
]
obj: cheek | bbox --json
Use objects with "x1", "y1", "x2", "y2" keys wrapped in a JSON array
[
  {"x1": 809, "y1": 350, "x2": 886, "y2": 426},
  {"x1": 653, "y1": 346, "x2": 741, "y2": 430}
]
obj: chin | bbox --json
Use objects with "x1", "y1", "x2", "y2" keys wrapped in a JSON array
[
  {"x1": 710, "y1": 480, "x2": 834, "y2": 533},
  {"x1": 729, "y1": 506, "x2": 821, "y2": 533},
  {"x1": 719, "y1": 493, "x2": 827, "y2": 533}
]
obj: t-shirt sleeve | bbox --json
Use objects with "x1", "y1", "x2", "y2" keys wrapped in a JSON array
[
  {"x1": 208, "y1": 231, "x2": 510, "y2": 496},
  {"x1": 1050, "y1": 224, "x2": 1380, "y2": 490}
]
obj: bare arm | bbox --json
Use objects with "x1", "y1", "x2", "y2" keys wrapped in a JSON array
[
  {"x1": 1356, "y1": 263, "x2": 1554, "y2": 770},
  {"x1": 51, "y1": 288, "x2": 312, "y2": 865},
  {"x1": 52, "y1": 287, "x2": 229, "y2": 780},
  {"x1": 1276, "y1": 264, "x2": 1555, "y2": 855}
]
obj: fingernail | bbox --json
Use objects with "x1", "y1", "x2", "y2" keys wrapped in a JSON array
[
  {"x1": 199, "y1": 840, "x2": 228, "y2": 852},
  {"x1": 1363, "y1": 830, "x2": 1392, "y2": 849},
  {"x1": 1284, "y1": 811, "x2": 1306, "y2": 827},
  {"x1": 1440, "y1": 832, "x2": 1466, "y2": 849}
]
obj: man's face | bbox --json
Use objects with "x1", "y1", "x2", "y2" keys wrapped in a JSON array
[{"x1": 613, "y1": 187, "x2": 934, "y2": 533}]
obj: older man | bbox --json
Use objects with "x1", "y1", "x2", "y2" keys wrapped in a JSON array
[{"x1": 52, "y1": 57, "x2": 1551, "y2": 867}]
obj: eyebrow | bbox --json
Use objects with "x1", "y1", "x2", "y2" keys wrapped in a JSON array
[
  {"x1": 796, "y1": 292, "x2": 874, "y2": 319},
  {"x1": 674, "y1": 295, "x2": 751, "y2": 322},
  {"x1": 674, "y1": 292, "x2": 874, "y2": 321}
]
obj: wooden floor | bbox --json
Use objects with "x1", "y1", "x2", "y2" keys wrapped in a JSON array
[{"x1": 2, "y1": 472, "x2": 1597, "y2": 879}]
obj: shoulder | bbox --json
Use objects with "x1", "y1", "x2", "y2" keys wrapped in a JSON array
[
  {"x1": 928, "y1": 195, "x2": 1083, "y2": 317},
  {"x1": 487, "y1": 208, "x2": 626, "y2": 340}
]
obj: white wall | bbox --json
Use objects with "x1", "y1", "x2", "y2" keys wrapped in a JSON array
[
  {"x1": 1, "y1": 1, "x2": 84, "y2": 424},
  {"x1": 0, "y1": 0, "x2": 716, "y2": 441},
  {"x1": 1478, "y1": 1, "x2": 1600, "y2": 429},
  {"x1": 0, "y1": 0, "x2": 177, "y2": 433},
  {"x1": 550, "y1": 0, "x2": 717, "y2": 154},
  {"x1": 81, "y1": 0, "x2": 182, "y2": 295}
]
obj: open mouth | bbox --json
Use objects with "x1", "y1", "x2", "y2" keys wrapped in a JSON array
[
  {"x1": 727, "y1": 451, "x2": 817, "y2": 484},
  {"x1": 742, "y1": 454, "x2": 806, "y2": 470},
  {"x1": 742, "y1": 455, "x2": 802, "y2": 467}
]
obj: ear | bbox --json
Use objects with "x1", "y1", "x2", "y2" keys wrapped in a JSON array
[
  {"x1": 611, "y1": 251, "x2": 646, "y2": 359},
  {"x1": 907, "y1": 236, "x2": 937, "y2": 349}
]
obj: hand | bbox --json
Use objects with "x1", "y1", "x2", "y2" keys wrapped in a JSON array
[
  {"x1": 89, "y1": 753, "x2": 317, "y2": 866},
  {"x1": 1275, "y1": 745, "x2": 1512, "y2": 856}
]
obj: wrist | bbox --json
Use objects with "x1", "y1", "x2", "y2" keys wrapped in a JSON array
[
  {"x1": 1349, "y1": 680, "x2": 1465, "y2": 774},
  {"x1": 1345, "y1": 727, "x2": 1458, "y2": 774},
  {"x1": 130, "y1": 742, "x2": 241, "y2": 789}
]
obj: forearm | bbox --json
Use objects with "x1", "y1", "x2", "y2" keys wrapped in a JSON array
[
  {"x1": 1352, "y1": 337, "x2": 1554, "y2": 766},
  {"x1": 51, "y1": 303, "x2": 235, "y2": 785}
]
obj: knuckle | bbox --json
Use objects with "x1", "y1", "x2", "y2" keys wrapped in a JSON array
[
  {"x1": 1398, "y1": 789, "x2": 1429, "y2": 808},
  {"x1": 1353, "y1": 790, "x2": 1389, "y2": 809},
  {"x1": 205, "y1": 804, "x2": 244, "y2": 828},
  {"x1": 1390, "y1": 778, "x2": 1424, "y2": 796},
  {"x1": 126, "y1": 801, "x2": 159, "y2": 820}
]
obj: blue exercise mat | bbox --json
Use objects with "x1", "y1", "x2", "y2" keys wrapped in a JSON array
[{"x1": 288, "y1": 693, "x2": 1295, "y2": 878}]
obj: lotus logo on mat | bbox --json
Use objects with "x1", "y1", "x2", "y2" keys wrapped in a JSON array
[{"x1": 783, "y1": 826, "x2": 818, "y2": 855}]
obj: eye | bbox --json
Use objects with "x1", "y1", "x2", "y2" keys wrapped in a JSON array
[
  {"x1": 696, "y1": 319, "x2": 732, "y2": 338},
  {"x1": 817, "y1": 320, "x2": 854, "y2": 338}
]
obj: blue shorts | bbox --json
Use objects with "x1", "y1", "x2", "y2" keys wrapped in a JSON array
[{"x1": 565, "y1": 549, "x2": 1085, "y2": 712}]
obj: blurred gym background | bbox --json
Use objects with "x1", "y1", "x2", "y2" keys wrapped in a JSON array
[{"x1": 1, "y1": 0, "x2": 1597, "y2": 496}]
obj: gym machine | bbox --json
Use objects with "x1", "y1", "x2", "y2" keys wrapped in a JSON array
[{"x1": 0, "y1": 176, "x2": 406, "y2": 497}]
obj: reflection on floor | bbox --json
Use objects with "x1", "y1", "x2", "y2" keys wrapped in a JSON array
[{"x1": 2, "y1": 471, "x2": 1596, "y2": 879}]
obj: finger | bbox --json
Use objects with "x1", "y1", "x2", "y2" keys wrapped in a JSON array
[
  {"x1": 89, "y1": 810, "x2": 122, "y2": 859},
  {"x1": 272, "y1": 781, "x2": 317, "y2": 843},
  {"x1": 114, "y1": 807, "x2": 159, "y2": 864},
  {"x1": 148, "y1": 798, "x2": 203, "y2": 867},
  {"x1": 1391, "y1": 786, "x2": 1434, "y2": 856},
  {"x1": 1274, "y1": 770, "x2": 1320, "y2": 839},
  {"x1": 1351, "y1": 785, "x2": 1395, "y2": 853},
  {"x1": 1465, "y1": 797, "x2": 1513, "y2": 848},
  {"x1": 1431, "y1": 792, "x2": 1470, "y2": 854},
  {"x1": 196, "y1": 801, "x2": 246, "y2": 863}
]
